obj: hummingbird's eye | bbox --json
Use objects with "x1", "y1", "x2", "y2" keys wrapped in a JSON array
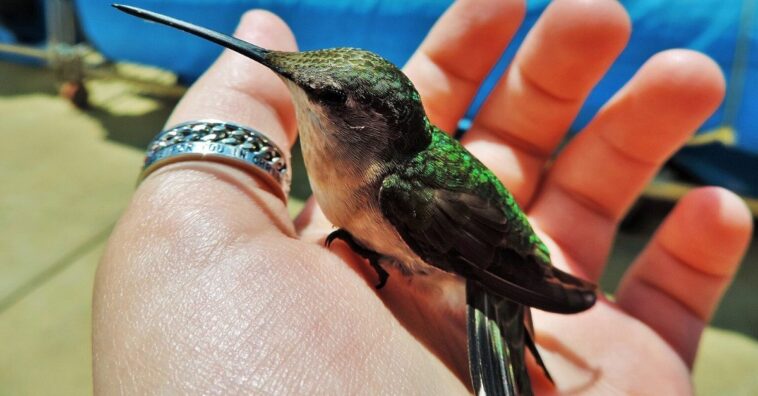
[{"x1": 318, "y1": 88, "x2": 347, "y2": 105}]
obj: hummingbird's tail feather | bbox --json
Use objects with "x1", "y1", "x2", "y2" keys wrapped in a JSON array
[
  {"x1": 467, "y1": 280, "x2": 533, "y2": 396},
  {"x1": 524, "y1": 308, "x2": 553, "y2": 384},
  {"x1": 468, "y1": 283, "x2": 509, "y2": 396},
  {"x1": 112, "y1": 4, "x2": 272, "y2": 66}
]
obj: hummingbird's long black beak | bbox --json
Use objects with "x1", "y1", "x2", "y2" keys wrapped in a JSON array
[{"x1": 112, "y1": 4, "x2": 277, "y2": 72}]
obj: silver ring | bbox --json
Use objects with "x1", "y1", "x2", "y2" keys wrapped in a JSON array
[{"x1": 140, "y1": 120, "x2": 290, "y2": 199}]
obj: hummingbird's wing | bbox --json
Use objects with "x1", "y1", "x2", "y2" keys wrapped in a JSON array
[{"x1": 378, "y1": 136, "x2": 596, "y2": 313}]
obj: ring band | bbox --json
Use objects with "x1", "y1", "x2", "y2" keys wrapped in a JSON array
[{"x1": 140, "y1": 120, "x2": 290, "y2": 199}]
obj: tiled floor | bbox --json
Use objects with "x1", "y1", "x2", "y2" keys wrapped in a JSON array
[
  {"x1": 0, "y1": 61, "x2": 151, "y2": 394},
  {"x1": 0, "y1": 61, "x2": 755, "y2": 395}
]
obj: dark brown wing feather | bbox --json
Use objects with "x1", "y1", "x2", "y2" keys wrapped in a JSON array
[{"x1": 379, "y1": 176, "x2": 596, "y2": 313}]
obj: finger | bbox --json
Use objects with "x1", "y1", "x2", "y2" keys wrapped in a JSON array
[
  {"x1": 168, "y1": 10, "x2": 298, "y2": 150},
  {"x1": 529, "y1": 50, "x2": 726, "y2": 279},
  {"x1": 403, "y1": 0, "x2": 525, "y2": 133},
  {"x1": 154, "y1": 11, "x2": 296, "y2": 229},
  {"x1": 462, "y1": 0, "x2": 630, "y2": 204},
  {"x1": 616, "y1": 187, "x2": 752, "y2": 367}
]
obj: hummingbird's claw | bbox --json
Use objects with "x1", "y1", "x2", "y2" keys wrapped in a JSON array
[
  {"x1": 325, "y1": 228, "x2": 390, "y2": 289},
  {"x1": 372, "y1": 262, "x2": 389, "y2": 289}
]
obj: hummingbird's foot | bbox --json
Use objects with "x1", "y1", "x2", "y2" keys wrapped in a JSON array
[
  {"x1": 369, "y1": 258, "x2": 389, "y2": 289},
  {"x1": 325, "y1": 228, "x2": 390, "y2": 289}
]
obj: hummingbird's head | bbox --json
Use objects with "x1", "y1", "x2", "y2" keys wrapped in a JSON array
[{"x1": 266, "y1": 48, "x2": 427, "y2": 148}]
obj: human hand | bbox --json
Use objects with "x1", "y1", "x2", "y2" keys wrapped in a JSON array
[{"x1": 93, "y1": 0, "x2": 752, "y2": 394}]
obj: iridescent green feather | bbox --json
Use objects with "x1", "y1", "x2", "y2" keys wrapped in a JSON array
[{"x1": 392, "y1": 121, "x2": 549, "y2": 261}]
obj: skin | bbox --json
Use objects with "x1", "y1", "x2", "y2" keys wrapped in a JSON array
[{"x1": 94, "y1": 0, "x2": 752, "y2": 394}]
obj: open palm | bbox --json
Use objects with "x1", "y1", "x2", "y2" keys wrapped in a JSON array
[{"x1": 94, "y1": 0, "x2": 752, "y2": 394}]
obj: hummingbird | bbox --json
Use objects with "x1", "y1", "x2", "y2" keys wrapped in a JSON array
[{"x1": 115, "y1": 5, "x2": 598, "y2": 395}]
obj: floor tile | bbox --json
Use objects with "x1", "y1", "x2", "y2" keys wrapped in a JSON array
[
  {"x1": 0, "y1": 62, "x2": 162, "y2": 303},
  {"x1": 695, "y1": 328, "x2": 758, "y2": 395},
  {"x1": 0, "y1": 243, "x2": 103, "y2": 395}
]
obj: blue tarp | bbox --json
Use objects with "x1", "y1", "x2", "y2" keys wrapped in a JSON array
[
  {"x1": 75, "y1": 0, "x2": 758, "y2": 195},
  {"x1": 0, "y1": 23, "x2": 16, "y2": 44}
]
